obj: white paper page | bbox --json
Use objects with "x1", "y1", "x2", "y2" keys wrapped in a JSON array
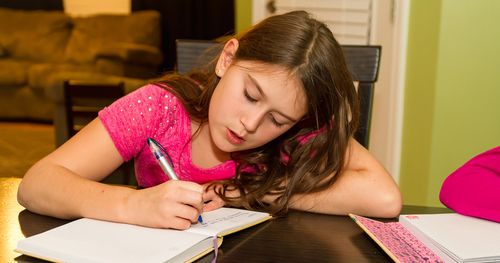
[
  {"x1": 17, "y1": 218, "x2": 212, "y2": 263},
  {"x1": 186, "y1": 207, "x2": 271, "y2": 237},
  {"x1": 400, "y1": 213, "x2": 500, "y2": 261}
]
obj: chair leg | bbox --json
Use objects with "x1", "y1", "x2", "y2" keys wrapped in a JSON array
[{"x1": 53, "y1": 103, "x2": 70, "y2": 147}]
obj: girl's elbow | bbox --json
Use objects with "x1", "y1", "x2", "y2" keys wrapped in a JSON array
[
  {"x1": 367, "y1": 169, "x2": 403, "y2": 218},
  {"x1": 377, "y1": 188, "x2": 403, "y2": 218},
  {"x1": 17, "y1": 165, "x2": 41, "y2": 209},
  {"x1": 17, "y1": 178, "x2": 31, "y2": 208}
]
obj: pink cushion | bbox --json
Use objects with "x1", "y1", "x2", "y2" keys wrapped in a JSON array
[{"x1": 440, "y1": 146, "x2": 500, "y2": 222}]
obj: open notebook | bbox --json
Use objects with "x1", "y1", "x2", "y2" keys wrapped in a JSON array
[
  {"x1": 16, "y1": 207, "x2": 272, "y2": 263},
  {"x1": 350, "y1": 213, "x2": 500, "y2": 263}
]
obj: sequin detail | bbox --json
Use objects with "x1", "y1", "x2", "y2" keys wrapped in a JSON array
[{"x1": 98, "y1": 84, "x2": 236, "y2": 187}]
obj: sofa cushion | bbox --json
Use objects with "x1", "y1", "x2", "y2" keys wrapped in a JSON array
[
  {"x1": 28, "y1": 63, "x2": 95, "y2": 91},
  {"x1": 95, "y1": 58, "x2": 160, "y2": 79},
  {"x1": 0, "y1": 59, "x2": 35, "y2": 86},
  {"x1": 41, "y1": 71, "x2": 148, "y2": 103},
  {"x1": 0, "y1": 8, "x2": 72, "y2": 62},
  {"x1": 95, "y1": 43, "x2": 163, "y2": 66},
  {"x1": 65, "y1": 11, "x2": 161, "y2": 64}
]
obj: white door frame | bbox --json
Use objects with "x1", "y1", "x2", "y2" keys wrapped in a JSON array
[{"x1": 369, "y1": 0, "x2": 409, "y2": 183}]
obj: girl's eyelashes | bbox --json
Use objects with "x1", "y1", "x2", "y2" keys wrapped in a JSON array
[
  {"x1": 244, "y1": 89, "x2": 285, "y2": 127},
  {"x1": 244, "y1": 89, "x2": 258, "y2": 103},
  {"x1": 269, "y1": 114, "x2": 284, "y2": 127}
]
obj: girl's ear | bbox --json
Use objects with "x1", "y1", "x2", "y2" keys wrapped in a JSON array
[{"x1": 216, "y1": 38, "x2": 239, "y2": 77}]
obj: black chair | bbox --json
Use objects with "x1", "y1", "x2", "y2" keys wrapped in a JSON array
[
  {"x1": 175, "y1": 39, "x2": 222, "y2": 75},
  {"x1": 63, "y1": 80, "x2": 135, "y2": 185},
  {"x1": 63, "y1": 80, "x2": 125, "y2": 138},
  {"x1": 175, "y1": 39, "x2": 381, "y2": 148},
  {"x1": 342, "y1": 46, "x2": 381, "y2": 148}
]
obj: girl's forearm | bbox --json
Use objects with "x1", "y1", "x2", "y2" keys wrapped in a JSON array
[
  {"x1": 18, "y1": 161, "x2": 133, "y2": 222},
  {"x1": 282, "y1": 169, "x2": 402, "y2": 217}
]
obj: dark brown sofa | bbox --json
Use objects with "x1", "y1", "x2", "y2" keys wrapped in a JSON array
[{"x1": 0, "y1": 7, "x2": 163, "y2": 122}]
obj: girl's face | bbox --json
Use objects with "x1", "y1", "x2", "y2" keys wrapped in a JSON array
[{"x1": 208, "y1": 60, "x2": 307, "y2": 153}]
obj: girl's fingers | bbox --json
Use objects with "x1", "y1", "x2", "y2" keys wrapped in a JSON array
[
  {"x1": 166, "y1": 181, "x2": 204, "y2": 211},
  {"x1": 202, "y1": 189, "x2": 217, "y2": 201},
  {"x1": 168, "y1": 216, "x2": 193, "y2": 230},
  {"x1": 203, "y1": 201, "x2": 220, "y2": 212},
  {"x1": 203, "y1": 196, "x2": 225, "y2": 212},
  {"x1": 164, "y1": 202, "x2": 201, "y2": 226},
  {"x1": 177, "y1": 190, "x2": 203, "y2": 211},
  {"x1": 201, "y1": 184, "x2": 226, "y2": 212},
  {"x1": 180, "y1": 181, "x2": 204, "y2": 194}
]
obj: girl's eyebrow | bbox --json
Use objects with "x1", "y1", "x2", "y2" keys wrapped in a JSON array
[
  {"x1": 247, "y1": 74, "x2": 299, "y2": 123},
  {"x1": 248, "y1": 74, "x2": 265, "y2": 98}
]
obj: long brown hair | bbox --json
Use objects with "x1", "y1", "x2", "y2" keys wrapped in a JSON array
[{"x1": 154, "y1": 11, "x2": 359, "y2": 215}]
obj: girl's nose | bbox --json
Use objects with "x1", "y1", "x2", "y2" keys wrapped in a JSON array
[{"x1": 241, "y1": 111, "x2": 264, "y2": 133}]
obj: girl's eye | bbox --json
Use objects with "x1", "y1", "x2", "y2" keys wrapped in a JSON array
[
  {"x1": 244, "y1": 90, "x2": 258, "y2": 103},
  {"x1": 269, "y1": 114, "x2": 284, "y2": 127}
]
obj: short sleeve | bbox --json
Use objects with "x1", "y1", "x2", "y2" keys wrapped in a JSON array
[{"x1": 98, "y1": 84, "x2": 176, "y2": 161}]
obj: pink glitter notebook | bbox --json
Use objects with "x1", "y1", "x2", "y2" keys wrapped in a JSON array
[{"x1": 349, "y1": 214, "x2": 444, "y2": 263}]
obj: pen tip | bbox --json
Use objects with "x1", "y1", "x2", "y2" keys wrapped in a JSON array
[{"x1": 147, "y1": 137, "x2": 152, "y2": 146}]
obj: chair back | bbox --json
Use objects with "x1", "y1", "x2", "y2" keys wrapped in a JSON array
[
  {"x1": 63, "y1": 80, "x2": 125, "y2": 137},
  {"x1": 175, "y1": 39, "x2": 381, "y2": 148},
  {"x1": 175, "y1": 39, "x2": 222, "y2": 75},
  {"x1": 63, "y1": 80, "x2": 135, "y2": 185},
  {"x1": 342, "y1": 45, "x2": 381, "y2": 148}
]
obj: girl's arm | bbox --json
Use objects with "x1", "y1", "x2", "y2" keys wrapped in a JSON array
[
  {"x1": 18, "y1": 118, "x2": 204, "y2": 229},
  {"x1": 287, "y1": 138, "x2": 402, "y2": 218},
  {"x1": 203, "y1": 138, "x2": 402, "y2": 218}
]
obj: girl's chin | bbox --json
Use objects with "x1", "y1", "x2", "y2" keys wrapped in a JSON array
[
  {"x1": 211, "y1": 136, "x2": 236, "y2": 153},
  {"x1": 214, "y1": 141, "x2": 239, "y2": 153},
  {"x1": 214, "y1": 138, "x2": 253, "y2": 154}
]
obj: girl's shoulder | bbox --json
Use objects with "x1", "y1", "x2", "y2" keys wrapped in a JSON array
[
  {"x1": 100, "y1": 83, "x2": 184, "y2": 124},
  {"x1": 115, "y1": 83, "x2": 183, "y2": 112},
  {"x1": 132, "y1": 83, "x2": 177, "y2": 99}
]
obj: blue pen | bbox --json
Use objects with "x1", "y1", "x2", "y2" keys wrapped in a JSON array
[{"x1": 147, "y1": 137, "x2": 203, "y2": 223}]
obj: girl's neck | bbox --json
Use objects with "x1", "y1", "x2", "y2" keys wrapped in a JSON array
[{"x1": 191, "y1": 121, "x2": 231, "y2": 168}]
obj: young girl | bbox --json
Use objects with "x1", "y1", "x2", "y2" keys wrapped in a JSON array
[{"x1": 18, "y1": 11, "x2": 402, "y2": 229}]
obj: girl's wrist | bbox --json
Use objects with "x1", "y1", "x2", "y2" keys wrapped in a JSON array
[{"x1": 114, "y1": 186, "x2": 137, "y2": 224}]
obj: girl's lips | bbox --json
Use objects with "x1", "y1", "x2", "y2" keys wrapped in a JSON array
[{"x1": 226, "y1": 129, "x2": 244, "y2": 145}]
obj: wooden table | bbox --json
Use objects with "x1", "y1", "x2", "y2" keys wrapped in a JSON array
[{"x1": 1, "y1": 177, "x2": 450, "y2": 262}]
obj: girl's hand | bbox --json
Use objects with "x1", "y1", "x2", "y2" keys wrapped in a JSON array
[
  {"x1": 202, "y1": 183, "x2": 226, "y2": 212},
  {"x1": 124, "y1": 180, "x2": 203, "y2": 230}
]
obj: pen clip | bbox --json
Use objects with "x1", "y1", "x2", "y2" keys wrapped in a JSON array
[{"x1": 149, "y1": 138, "x2": 175, "y2": 168}]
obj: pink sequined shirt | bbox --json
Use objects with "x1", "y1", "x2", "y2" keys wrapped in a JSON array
[{"x1": 98, "y1": 84, "x2": 236, "y2": 188}]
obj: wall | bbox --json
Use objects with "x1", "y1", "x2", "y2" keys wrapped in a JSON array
[
  {"x1": 400, "y1": 0, "x2": 500, "y2": 207},
  {"x1": 235, "y1": 0, "x2": 252, "y2": 33},
  {"x1": 63, "y1": 0, "x2": 130, "y2": 16}
]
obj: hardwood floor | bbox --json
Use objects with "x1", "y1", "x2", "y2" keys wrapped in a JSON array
[
  {"x1": 0, "y1": 122, "x2": 54, "y2": 178},
  {"x1": 0, "y1": 121, "x2": 135, "y2": 185}
]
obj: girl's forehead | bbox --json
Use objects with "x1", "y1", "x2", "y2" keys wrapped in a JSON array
[
  {"x1": 233, "y1": 60, "x2": 303, "y2": 89},
  {"x1": 233, "y1": 60, "x2": 308, "y2": 119},
  {"x1": 234, "y1": 60, "x2": 292, "y2": 74}
]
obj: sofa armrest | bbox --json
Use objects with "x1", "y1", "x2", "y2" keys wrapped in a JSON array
[{"x1": 95, "y1": 43, "x2": 163, "y2": 67}]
